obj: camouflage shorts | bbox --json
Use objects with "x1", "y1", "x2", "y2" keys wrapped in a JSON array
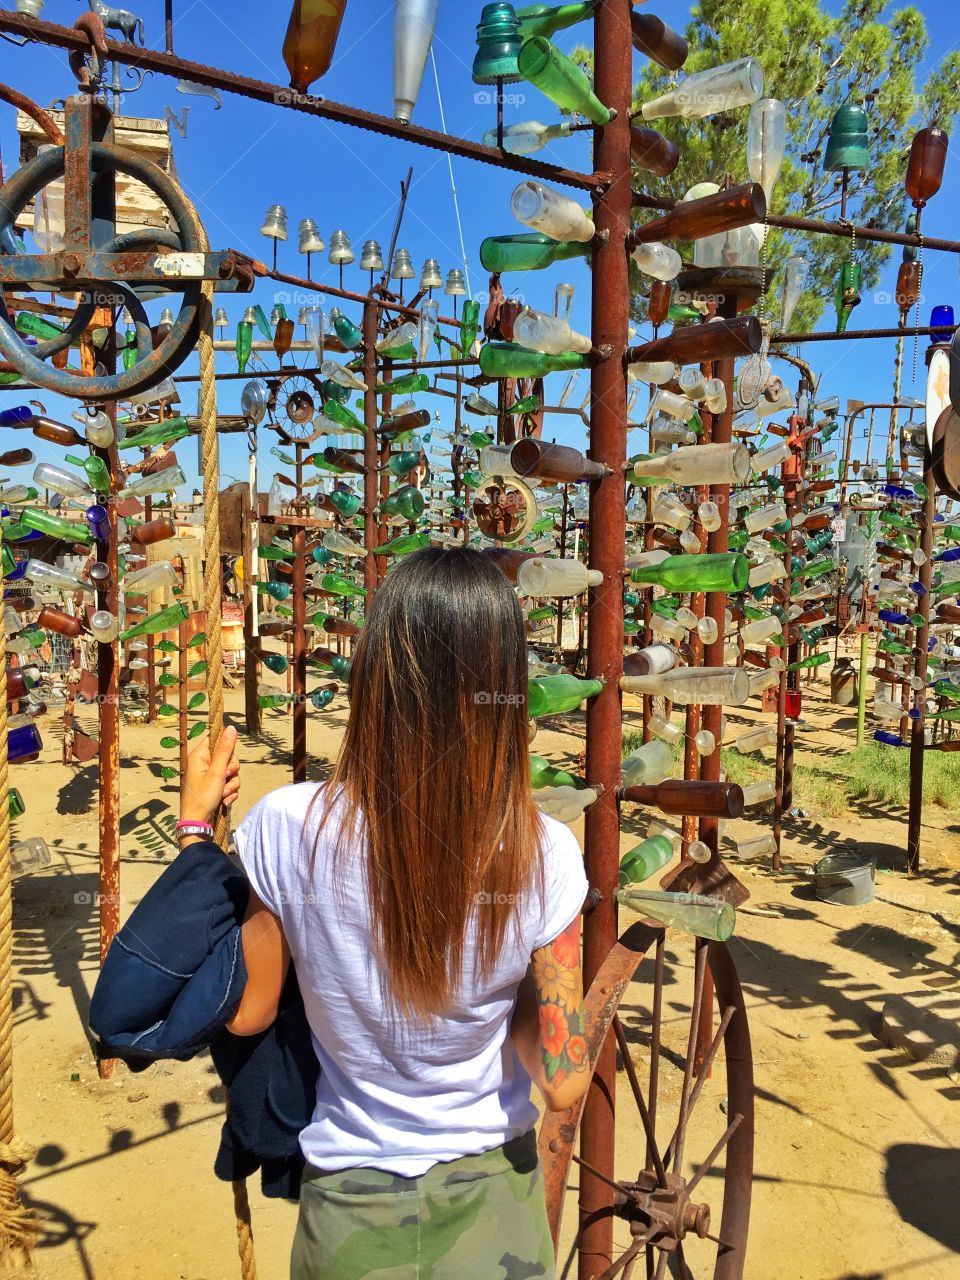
[{"x1": 290, "y1": 1129, "x2": 555, "y2": 1279}]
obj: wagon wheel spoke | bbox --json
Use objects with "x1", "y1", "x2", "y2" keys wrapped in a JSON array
[
  {"x1": 613, "y1": 1015, "x2": 668, "y2": 1187},
  {"x1": 685, "y1": 1116, "x2": 744, "y2": 1197},
  {"x1": 594, "y1": 1235, "x2": 652, "y2": 1280},
  {"x1": 670, "y1": 941, "x2": 709, "y2": 1175},
  {"x1": 662, "y1": 1005, "x2": 736, "y2": 1170},
  {"x1": 646, "y1": 933, "x2": 665, "y2": 1172}
]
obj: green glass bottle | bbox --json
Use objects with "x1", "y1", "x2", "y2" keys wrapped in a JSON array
[
  {"x1": 786, "y1": 652, "x2": 831, "y2": 672},
  {"x1": 931, "y1": 680, "x2": 960, "y2": 702},
  {"x1": 616, "y1": 889, "x2": 736, "y2": 941},
  {"x1": 480, "y1": 232, "x2": 591, "y2": 273},
  {"x1": 322, "y1": 400, "x2": 366, "y2": 434},
  {"x1": 517, "y1": 35, "x2": 612, "y2": 125},
  {"x1": 878, "y1": 638, "x2": 911, "y2": 657},
  {"x1": 260, "y1": 651, "x2": 289, "y2": 675},
  {"x1": 257, "y1": 545, "x2": 296, "y2": 561},
  {"x1": 120, "y1": 602, "x2": 189, "y2": 642},
  {"x1": 376, "y1": 372, "x2": 429, "y2": 396},
  {"x1": 479, "y1": 342, "x2": 590, "y2": 379},
  {"x1": 258, "y1": 691, "x2": 292, "y2": 710},
  {"x1": 330, "y1": 308, "x2": 363, "y2": 350},
  {"x1": 320, "y1": 572, "x2": 367, "y2": 599},
  {"x1": 508, "y1": 394, "x2": 541, "y2": 415},
  {"x1": 117, "y1": 417, "x2": 191, "y2": 450},
  {"x1": 527, "y1": 674, "x2": 603, "y2": 718},
  {"x1": 618, "y1": 834, "x2": 674, "y2": 888},
  {"x1": 373, "y1": 529, "x2": 431, "y2": 557},
  {"x1": 516, "y1": 2, "x2": 595, "y2": 39},
  {"x1": 122, "y1": 326, "x2": 137, "y2": 371},
  {"x1": 529, "y1": 754, "x2": 584, "y2": 789},
  {"x1": 378, "y1": 485, "x2": 426, "y2": 520},
  {"x1": 7, "y1": 788, "x2": 25, "y2": 819},
  {"x1": 462, "y1": 468, "x2": 484, "y2": 489},
  {"x1": 19, "y1": 507, "x2": 93, "y2": 545},
  {"x1": 460, "y1": 300, "x2": 481, "y2": 359},
  {"x1": 15, "y1": 311, "x2": 66, "y2": 342},
  {"x1": 310, "y1": 686, "x2": 337, "y2": 710},
  {"x1": 629, "y1": 553, "x2": 749, "y2": 594},
  {"x1": 329, "y1": 489, "x2": 362, "y2": 518},
  {"x1": 65, "y1": 452, "x2": 110, "y2": 493},
  {"x1": 387, "y1": 451, "x2": 423, "y2": 477},
  {"x1": 236, "y1": 319, "x2": 253, "y2": 374}
]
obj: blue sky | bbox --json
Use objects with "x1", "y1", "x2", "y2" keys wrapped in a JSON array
[{"x1": 1, "y1": 0, "x2": 958, "y2": 488}]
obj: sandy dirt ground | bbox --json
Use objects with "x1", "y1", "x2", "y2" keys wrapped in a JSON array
[{"x1": 6, "y1": 670, "x2": 959, "y2": 1280}]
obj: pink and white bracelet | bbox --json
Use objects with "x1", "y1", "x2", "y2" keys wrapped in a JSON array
[{"x1": 174, "y1": 820, "x2": 216, "y2": 841}]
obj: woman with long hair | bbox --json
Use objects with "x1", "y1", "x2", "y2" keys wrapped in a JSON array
[{"x1": 181, "y1": 546, "x2": 590, "y2": 1278}]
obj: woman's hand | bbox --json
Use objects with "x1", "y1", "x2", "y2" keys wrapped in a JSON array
[{"x1": 180, "y1": 726, "x2": 240, "y2": 824}]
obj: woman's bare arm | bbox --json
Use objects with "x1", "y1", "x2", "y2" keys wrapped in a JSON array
[
  {"x1": 510, "y1": 915, "x2": 590, "y2": 1112},
  {"x1": 225, "y1": 890, "x2": 291, "y2": 1036}
]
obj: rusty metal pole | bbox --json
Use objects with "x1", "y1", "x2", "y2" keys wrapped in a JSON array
[
  {"x1": 143, "y1": 479, "x2": 157, "y2": 722},
  {"x1": 906, "y1": 439, "x2": 935, "y2": 873},
  {"x1": 362, "y1": 298, "x2": 380, "y2": 601},
  {"x1": 291, "y1": 448, "x2": 307, "y2": 783},
  {"x1": 579, "y1": 4, "x2": 631, "y2": 1276},
  {"x1": 242, "y1": 484, "x2": 261, "y2": 735}
]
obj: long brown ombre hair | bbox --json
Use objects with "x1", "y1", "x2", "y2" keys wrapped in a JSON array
[{"x1": 317, "y1": 546, "x2": 543, "y2": 1018}]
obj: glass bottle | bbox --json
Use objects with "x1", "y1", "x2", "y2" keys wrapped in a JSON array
[
  {"x1": 375, "y1": 372, "x2": 429, "y2": 396},
  {"x1": 618, "y1": 835, "x2": 674, "y2": 888},
  {"x1": 378, "y1": 485, "x2": 425, "y2": 521},
  {"x1": 32, "y1": 461, "x2": 93, "y2": 500},
  {"x1": 394, "y1": 0, "x2": 439, "y2": 123},
  {"x1": 322, "y1": 360, "x2": 367, "y2": 393},
  {"x1": 640, "y1": 57, "x2": 764, "y2": 121},
  {"x1": 7, "y1": 723, "x2": 43, "y2": 764},
  {"x1": 373, "y1": 529, "x2": 431, "y2": 557},
  {"x1": 630, "y1": 11, "x2": 687, "y2": 70},
  {"x1": 36, "y1": 606, "x2": 84, "y2": 639},
  {"x1": 511, "y1": 180, "x2": 595, "y2": 243},
  {"x1": 480, "y1": 232, "x2": 592, "y2": 273},
  {"x1": 527, "y1": 674, "x2": 603, "y2": 718},
  {"x1": 117, "y1": 416, "x2": 190, "y2": 450},
  {"x1": 64, "y1": 452, "x2": 110, "y2": 493},
  {"x1": 516, "y1": 557, "x2": 601, "y2": 597},
  {"x1": 0, "y1": 448, "x2": 34, "y2": 468},
  {"x1": 631, "y1": 241, "x2": 682, "y2": 281},
  {"x1": 634, "y1": 440, "x2": 757, "y2": 483},
  {"x1": 629, "y1": 552, "x2": 748, "y2": 593},
  {"x1": 129, "y1": 516, "x2": 176, "y2": 546},
  {"x1": 282, "y1": 0, "x2": 349, "y2": 92},
  {"x1": 616, "y1": 888, "x2": 736, "y2": 941},
  {"x1": 516, "y1": 2, "x2": 596, "y2": 39},
  {"x1": 787, "y1": 652, "x2": 831, "y2": 672},
  {"x1": 479, "y1": 342, "x2": 590, "y2": 379},
  {"x1": 529, "y1": 783, "x2": 597, "y2": 823},
  {"x1": 319, "y1": 572, "x2": 367, "y2": 598},
  {"x1": 386, "y1": 451, "x2": 422, "y2": 477},
  {"x1": 747, "y1": 99, "x2": 787, "y2": 204},
  {"x1": 123, "y1": 561, "x2": 179, "y2": 594},
  {"x1": 329, "y1": 307, "x2": 363, "y2": 350},
  {"x1": 620, "y1": 666, "x2": 750, "y2": 706},
  {"x1": 89, "y1": 610, "x2": 119, "y2": 643},
  {"x1": 517, "y1": 36, "x2": 613, "y2": 125},
  {"x1": 235, "y1": 318, "x2": 253, "y2": 374},
  {"x1": 119, "y1": 466, "x2": 186, "y2": 498},
  {"x1": 621, "y1": 739, "x2": 673, "y2": 786},
  {"x1": 510, "y1": 438, "x2": 606, "y2": 483},
  {"x1": 905, "y1": 126, "x2": 949, "y2": 207},
  {"x1": 530, "y1": 754, "x2": 584, "y2": 790},
  {"x1": 0, "y1": 406, "x2": 34, "y2": 429},
  {"x1": 31, "y1": 416, "x2": 82, "y2": 447},
  {"x1": 646, "y1": 712, "x2": 683, "y2": 746},
  {"x1": 624, "y1": 643, "x2": 679, "y2": 678},
  {"x1": 24, "y1": 560, "x2": 93, "y2": 593},
  {"x1": 513, "y1": 307, "x2": 592, "y2": 355},
  {"x1": 119, "y1": 602, "x2": 189, "y2": 642},
  {"x1": 482, "y1": 119, "x2": 574, "y2": 155},
  {"x1": 630, "y1": 125, "x2": 680, "y2": 177},
  {"x1": 20, "y1": 507, "x2": 94, "y2": 545}
]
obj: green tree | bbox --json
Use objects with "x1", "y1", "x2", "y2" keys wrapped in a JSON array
[{"x1": 578, "y1": 0, "x2": 960, "y2": 333}]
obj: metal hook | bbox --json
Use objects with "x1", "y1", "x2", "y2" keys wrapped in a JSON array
[{"x1": 69, "y1": 11, "x2": 109, "y2": 93}]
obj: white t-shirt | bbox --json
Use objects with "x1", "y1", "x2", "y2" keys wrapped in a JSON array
[{"x1": 235, "y1": 783, "x2": 588, "y2": 1177}]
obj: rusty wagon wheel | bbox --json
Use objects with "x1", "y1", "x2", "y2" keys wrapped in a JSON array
[{"x1": 539, "y1": 921, "x2": 753, "y2": 1280}]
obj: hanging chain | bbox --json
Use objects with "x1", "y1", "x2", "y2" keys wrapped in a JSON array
[
  {"x1": 912, "y1": 230, "x2": 925, "y2": 384},
  {"x1": 758, "y1": 202, "x2": 771, "y2": 328}
]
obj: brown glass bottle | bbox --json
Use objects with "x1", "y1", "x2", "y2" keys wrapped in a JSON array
[
  {"x1": 876, "y1": 542, "x2": 912, "y2": 563},
  {"x1": 905, "y1": 126, "x2": 948, "y2": 207},
  {"x1": 37, "y1": 606, "x2": 85, "y2": 638},
  {"x1": 629, "y1": 183, "x2": 765, "y2": 248},
  {"x1": 510, "y1": 439, "x2": 608, "y2": 484},
  {"x1": 377, "y1": 409, "x2": 431, "y2": 437},
  {"x1": 630, "y1": 12, "x2": 688, "y2": 70},
  {"x1": 5, "y1": 668, "x2": 36, "y2": 703},
  {"x1": 323, "y1": 448, "x2": 366, "y2": 474},
  {"x1": 626, "y1": 316, "x2": 762, "y2": 367},
  {"x1": 32, "y1": 416, "x2": 83, "y2": 447},
  {"x1": 895, "y1": 261, "x2": 922, "y2": 311},
  {"x1": 620, "y1": 779, "x2": 745, "y2": 819},
  {"x1": 258, "y1": 620, "x2": 293, "y2": 637},
  {"x1": 283, "y1": 0, "x2": 349, "y2": 92},
  {"x1": 935, "y1": 603, "x2": 960, "y2": 624},
  {"x1": 630, "y1": 126, "x2": 680, "y2": 177},
  {"x1": 129, "y1": 516, "x2": 176, "y2": 547},
  {"x1": 274, "y1": 318, "x2": 295, "y2": 360},
  {"x1": 4, "y1": 595, "x2": 35, "y2": 614},
  {"x1": 870, "y1": 666, "x2": 901, "y2": 685},
  {"x1": 0, "y1": 448, "x2": 34, "y2": 467},
  {"x1": 323, "y1": 617, "x2": 359, "y2": 638},
  {"x1": 647, "y1": 280, "x2": 672, "y2": 327},
  {"x1": 484, "y1": 547, "x2": 537, "y2": 583}
]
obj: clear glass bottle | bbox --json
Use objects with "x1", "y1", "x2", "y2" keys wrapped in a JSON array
[
  {"x1": 512, "y1": 307, "x2": 593, "y2": 355},
  {"x1": 516, "y1": 557, "x2": 601, "y2": 597},
  {"x1": 616, "y1": 888, "x2": 736, "y2": 940},
  {"x1": 511, "y1": 180, "x2": 595, "y2": 243},
  {"x1": 482, "y1": 119, "x2": 574, "y2": 155},
  {"x1": 533, "y1": 784, "x2": 598, "y2": 823},
  {"x1": 640, "y1": 57, "x2": 764, "y2": 121},
  {"x1": 620, "y1": 666, "x2": 750, "y2": 706},
  {"x1": 622, "y1": 739, "x2": 673, "y2": 786},
  {"x1": 633, "y1": 442, "x2": 751, "y2": 486}
]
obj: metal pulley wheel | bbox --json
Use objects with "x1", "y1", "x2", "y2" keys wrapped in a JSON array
[
  {"x1": 0, "y1": 94, "x2": 250, "y2": 401},
  {"x1": 472, "y1": 476, "x2": 539, "y2": 543},
  {"x1": 266, "y1": 372, "x2": 329, "y2": 445}
]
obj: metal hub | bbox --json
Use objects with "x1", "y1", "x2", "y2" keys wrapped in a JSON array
[{"x1": 614, "y1": 1169, "x2": 711, "y2": 1252}]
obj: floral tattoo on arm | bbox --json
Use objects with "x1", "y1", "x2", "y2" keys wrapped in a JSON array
[{"x1": 532, "y1": 916, "x2": 588, "y2": 1086}]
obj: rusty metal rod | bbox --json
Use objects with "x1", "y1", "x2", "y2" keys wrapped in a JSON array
[
  {"x1": 0, "y1": 10, "x2": 603, "y2": 191},
  {"x1": 362, "y1": 298, "x2": 380, "y2": 600},
  {"x1": 631, "y1": 188, "x2": 960, "y2": 256},
  {"x1": 906, "y1": 430, "x2": 935, "y2": 874},
  {"x1": 772, "y1": 325, "x2": 957, "y2": 344},
  {"x1": 291, "y1": 446, "x2": 307, "y2": 783}
]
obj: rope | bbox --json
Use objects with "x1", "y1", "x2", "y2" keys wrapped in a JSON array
[
  {"x1": 171, "y1": 180, "x2": 255, "y2": 1278},
  {"x1": 0, "y1": 524, "x2": 40, "y2": 1268}
]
